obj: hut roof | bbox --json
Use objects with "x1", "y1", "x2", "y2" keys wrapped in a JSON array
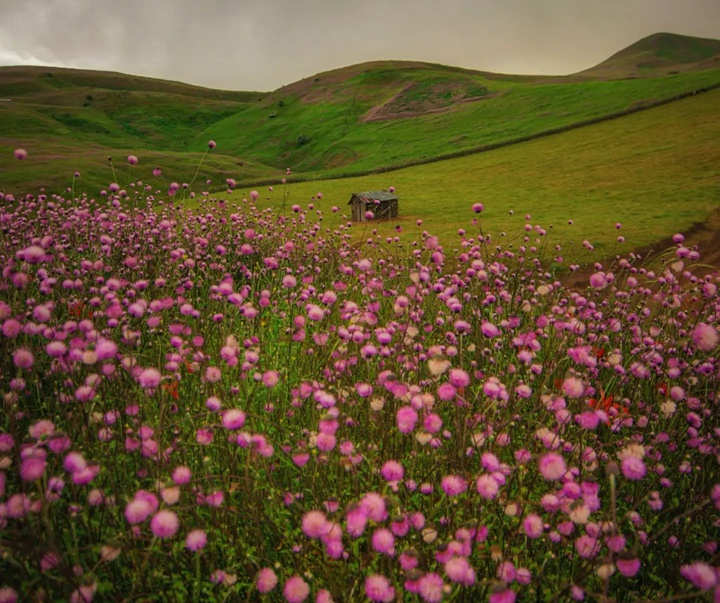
[{"x1": 348, "y1": 190, "x2": 398, "y2": 204}]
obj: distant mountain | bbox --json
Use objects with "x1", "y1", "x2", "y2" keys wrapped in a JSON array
[
  {"x1": 579, "y1": 32, "x2": 720, "y2": 77},
  {"x1": 0, "y1": 65, "x2": 264, "y2": 102},
  {"x1": 1, "y1": 33, "x2": 719, "y2": 193}
]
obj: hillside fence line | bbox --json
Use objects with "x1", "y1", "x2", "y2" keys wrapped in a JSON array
[{"x1": 225, "y1": 81, "x2": 720, "y2": 193}]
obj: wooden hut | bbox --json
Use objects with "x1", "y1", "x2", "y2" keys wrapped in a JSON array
[{"x1": 348, "y1": 191, "x2": 399, "y2": 222}]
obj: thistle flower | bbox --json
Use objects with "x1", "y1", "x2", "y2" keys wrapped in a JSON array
[
  {"x1": 692, "y1": 323, "x2": 719, "y2": 352},
  {"x1": 538, "y1": 452, "x2": 567, "y2": 481},
  {"x1": 256, "y1": 567, "x2": 278, "y2": 593},
  {"x1": 365, "y1": 574, "x2": 395, "y2": 602},
  {"x1": 150, "y1": 509, "x2": 179, "y2": 538},
  {"x1": 283, "y1": 576, "x2": 310, "y2": 603}
]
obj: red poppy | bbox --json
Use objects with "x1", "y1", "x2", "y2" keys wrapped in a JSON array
[
  {"x1": 589, "y1": 389, "x2": 629, "y2": 423},
  {"x1": 161, "y1": 380, "x2": 179, "y2": 400},
  {"x1": 69, "y1": 301, "x2": 93, "y2": 319}
]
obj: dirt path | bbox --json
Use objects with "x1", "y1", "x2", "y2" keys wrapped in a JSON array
[{"x1": 562, "y1": 206, "x2": 720, "y2": 290}]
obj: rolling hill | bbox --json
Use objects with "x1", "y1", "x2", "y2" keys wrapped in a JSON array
[
  {"x1": 1, "y1": 32, "x2": 719, "y2": 194},
  {"x1": 578, "y1": 32, "x2": 720, "y2": 77}
]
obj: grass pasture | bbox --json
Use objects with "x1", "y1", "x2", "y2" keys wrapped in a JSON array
[
  {"x1": 2, "y1": 34, "x2": 720, "y2": 603},
  {"x1": 228, "y1": 88, "x2": 720, "y2": 266}
]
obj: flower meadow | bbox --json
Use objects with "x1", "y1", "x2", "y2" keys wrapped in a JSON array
[{"x1": 1, "y1": 149, "x2": 720, "y2": 602}]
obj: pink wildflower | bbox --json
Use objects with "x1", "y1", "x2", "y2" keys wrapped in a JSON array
[
  {"x1": 283, "y1": 575, "x2": 310, "y2": 603},
  {"x1": 150, "y1": 510, "x2": 179, "y2": 538},
  {"x1": 562, "y1": 376, "x2": 584, "y2": 399},
  {"x1": 476, "y1": 474, "x2": 500, "y2": 499},
  {"x1": 221, "y1": 409, "x2": 246, "y2": 430},
  {"x1": 418, "y1": 572, "x2": 445, "y2": 603},
  {"x1": 138, "y1": 368, "x2": 161, "y2": 389},
  {"x1": 680, "y1": 562, "x2": 717, "y2": 590},
  {"x1": 539, "y1": 452, "x2": 567, "y2": 481},
  {"x1": 380, "y1": 460, "x2": 404, "y2": 482},
  {"x1": 692, "y1": 323, "x2": 719, "y2": 352},
  {"x1": 256, "y1": 567, "x2": 278, "y2": 593},
  {"x1": 441, "y1": 475, "x2": 468, "y2": 496},
  {"x1": 523, "y1": 513, "x2": 544, "y2": 538},
  {"x1": 185, "y1": 529, "x2": 207, "y2": 551},
  {"x1": 621, "y1": 455, "x2": 646, "y2": 480},
  {"x1": 365, "y1": 574, "x2": 395, "y2": 602},
  {"x1": 302, "y1": 510, "x2": 328, "y2": 539}
]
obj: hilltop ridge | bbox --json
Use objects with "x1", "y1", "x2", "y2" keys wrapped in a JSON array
[{"x1": 1, "y1": 32, "x2": 719, "y2": 193}]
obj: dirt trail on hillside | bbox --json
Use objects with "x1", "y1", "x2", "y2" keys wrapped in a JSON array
[{"x1": 562, "y1": 206, "x2": 720, "y2": 290}]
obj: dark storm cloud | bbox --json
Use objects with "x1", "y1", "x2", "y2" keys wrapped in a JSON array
[{"x1": 1, "y1": 0, "x2": 719, "y2": 91}]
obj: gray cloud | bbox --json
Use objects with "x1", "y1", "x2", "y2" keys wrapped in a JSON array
[{"x1": 1, "y1": 0, "x2": 719, "y2": 90}]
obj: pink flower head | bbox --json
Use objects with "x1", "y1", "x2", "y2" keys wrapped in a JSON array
[
  {"x1": 380, "y1": 460, "x2": 404, "y2": 482},
  {"x1": 371, "y1": 527, "x2": 395, "y2": 556},
  {"x1": 692, "y1": 323, "x2": 719, "y2": 352},
  {"x1": 95, "y1": 339, "x2": 118, "y2": 360},
  {"x1": 346, "y1": 505, "x2": 368, "y2": 537},
  {"x1": 150, "y1": 509, "x2": 179, "y2": 538},
  {"x1": 397, "y1": 406, "x2": 418, "y2": 433},
  {"x1": 448, "y1": 368, "x2": 470, "y2": 388},
  {"x1": 523, "y1": 513, "x2": 544, "y2": 538},
  {"x1": 20, "y1": 457, "x2": 46, "y2": 481},
  {"x1": 185, "y1": 529, "x2": 207, "y2": 551},
  {"x1": 172, "y1": 465, "x2": 192, "y2": 484},
  {"x1": 14, "y1": 148, "x2": 27, "y2": 160},
  {"x1": 562, "y1": 376, "x2": 584, "y2": 399},
  {"x1": 13, "y1": 348, "x2": 34, "y2": 369},
  {"x1": 124, "y1": 498, "x2": 154, "y2": 524},
  {"x1": 365, "y1": 574, "x2": 395, "y2": 602},
  {"x1": 539, "y1": 452, "x2": 567, "y2": 481},
  {"x1": 476, "y1": 474, "x2": 500, "y2": 499},
  {"x1": 208, "y1": 140, "x2": 217, "y2": 149},
  {"x1": 302, "y1": 510, "x2": 328, "y2": 539},
  {"x1": 63, "y1": 451, "x2": 87, "y2": 474},
  {"x1": 127, "y1": 155, "x2": 138, "y2": 165},
  {"x1": 360, "y1": 492, "x2": 388, "y2": 522},
  {"x1": 445, "y1": 556, "x2": 476, "y2": 586},
  {"x1": 257, "y1": 567, "x2": 278, "y2": 593},
  {"x1": 616, "y1": 556, "x2": 641, "y2": 577},
  {"x1": 621, "y1": 456, "x2": 646, "y2": 480},
  {"x1": 441, "y1": 474, "x2": 468, "y2": 496},
  {"x1": 680, "y1": 562, "x2": 717, "y2": 591},
  {"x1": 138, "y1": 368, "x2": 161, "y2": 389},
  {"x1": 418, "y1": 572, "x2": 445, "y2": 603},
  {"x1": 489, "y1": 586, "x2": 517, "y2": 603},
  {"x1": 222, "y1": 409, "x2": 246, "y2": 430},
  {"x1": 283, "y1": 575, "x2": 310, "y2": 603},
  {"x1": 472, "y1": 203, "x2": 484, "y2": 213}
]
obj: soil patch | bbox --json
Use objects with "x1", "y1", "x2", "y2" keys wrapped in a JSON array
[{"x1": 562, "y1": 206, "x2": 720, "y2": 290}]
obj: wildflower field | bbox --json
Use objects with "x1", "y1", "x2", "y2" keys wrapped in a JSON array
[{"x1": 1, "y1": 148, "x2": 719, "y2": 603}]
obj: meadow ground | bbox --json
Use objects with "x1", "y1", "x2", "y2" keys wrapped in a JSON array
[
  {"x1": 1, "y1": 50, "x2": 720, "y2": 602},
  {"x1": 0, "y1": 146, "x2": 719, "y2": 602}
]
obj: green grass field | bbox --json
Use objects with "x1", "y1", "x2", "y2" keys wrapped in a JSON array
[
  {"x1": 2, "y1": 34, "x2": 720, "y2": 193},
  {"x1": 229, "y1": 88, "x2": 720, "y2": 266},
  {"x1": 1, "y1": 32, "x2": 719, "y2": 268}
]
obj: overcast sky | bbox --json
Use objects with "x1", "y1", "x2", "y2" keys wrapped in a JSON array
[{"x1": 1, "y1": 0, "x2": 719, "y2": 91}]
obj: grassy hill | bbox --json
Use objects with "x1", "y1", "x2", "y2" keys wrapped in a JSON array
[
  {"x1": 1, "y1": 33, "x2": 719, "y2": 195},
  {"x1": 579, "y1": 32, "x2": 720, "y2": 78},
  {"x1": 228, "y1": 88, "x2": 720, "y2": 266}
]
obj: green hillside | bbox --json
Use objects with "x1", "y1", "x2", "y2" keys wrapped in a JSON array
[
  {"x1": 580, "y1": 32, "x2": 720, "y2": 77},
  {"x1": 233, "y1": 88, "x2": 720, "y2": 265},
  {"x1": 1, "y1": 33, "x2": 719, "y2": 195}
]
